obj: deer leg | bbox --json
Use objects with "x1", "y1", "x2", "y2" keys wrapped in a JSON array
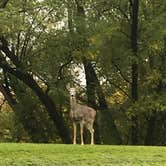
[
  {"x1": 87, "y1": 123, "x2": 94, "y2": 145},
  {"x1": 73, "y1": 123, "x2": 77, "y2": 144},
  {"x1": 89, "y1": 124, "x2": 94, "y2": 145},
  {"x1": 86, "y1": 123, "x2": 94, "y2": 145},
  {"x1": 80, "y1": 122, "x2": 84, "y2": 145},
  {"x1": 90, "y1": 128, "x2": 94, "y2": 145}
]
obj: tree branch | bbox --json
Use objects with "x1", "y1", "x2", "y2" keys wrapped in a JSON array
[
  {"x1": 0, "y1": 36, "x2": 21, "y2": 67},
  {"x1": 55, "y1": 56, "x2": 73, "y2": 86},
  {"x1": 114, "y1": 5, "x2": 131, "y2": 23},
  {"x1": 112, "y1": 60, "x2": 131, "y2": 84},
  {"x1": 106, "y1": 78, "x2": 131, "y2": 100},
  {"x1": 118, "y1": 29, "x2": 131, "y2": 39},
  {"x1": 0, "y1": 60, "x2": 72, "y2": 143},
  {"x1": 20, "y1": 8, "x2": 54, "y2": 58}
]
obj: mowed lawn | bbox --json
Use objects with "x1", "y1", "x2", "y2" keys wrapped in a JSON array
[{"x1": 0, "y1": 143, "x2": 165, "y2": 166}]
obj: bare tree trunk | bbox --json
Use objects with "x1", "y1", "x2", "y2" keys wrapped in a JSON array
[
  {"x1": 130, "y1": 0, "x2": 139, "y2": 145},
  {"x1": 131, "y1": 0, "x2": 139, "y2": 102}
]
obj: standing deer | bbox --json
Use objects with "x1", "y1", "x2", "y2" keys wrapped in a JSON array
[{"x1": 69, "y1": 87, "x2": 96, "y2": 145}]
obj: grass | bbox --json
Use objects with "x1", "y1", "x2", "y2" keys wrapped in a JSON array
[{"x1": 0, "y1": 143, "x2": 165, "y2": 166}]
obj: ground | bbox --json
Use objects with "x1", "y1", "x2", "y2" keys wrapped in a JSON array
[{"x1": 0, "y1": 143, "x2": 165, "y2": 166}]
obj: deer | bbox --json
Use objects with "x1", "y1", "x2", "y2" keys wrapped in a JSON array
[{"x1": 69, "y1": 87, "x2": 96, "y2": 145}]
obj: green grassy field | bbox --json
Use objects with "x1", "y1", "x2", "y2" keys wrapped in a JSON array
[{"x1": 0, "y1": 143, "x2": 165, "y2": 166}]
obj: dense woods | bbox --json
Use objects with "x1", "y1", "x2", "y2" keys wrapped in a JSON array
[{"x1": 0, "y1": 0, "x2": 166, "y2": 145}]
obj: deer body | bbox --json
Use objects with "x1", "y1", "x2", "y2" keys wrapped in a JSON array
[{"x1": 69, "y1": 88, "x2": 96, "y2": 145}]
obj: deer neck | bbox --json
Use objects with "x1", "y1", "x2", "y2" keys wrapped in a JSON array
[{"x1": 70, "y1": 97, "x2": 77, "y2": 110}]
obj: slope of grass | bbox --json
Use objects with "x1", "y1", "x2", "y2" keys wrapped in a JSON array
[{"x1": 0, "y1": 143, "x2": 165, "y2": 166}]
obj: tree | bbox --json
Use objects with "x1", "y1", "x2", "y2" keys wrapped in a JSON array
[
  {"x1": 0, "y1": 0, "x2": 71, "y2": 143},
  {"x1": 67, "y1": 0, "x2": 122, "y2": 144},
  {"x1": 130, "y1": 0, "x2": 139, "y2": 144}
]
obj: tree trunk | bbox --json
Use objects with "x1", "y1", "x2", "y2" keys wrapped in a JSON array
[
  {"x1": 130, "y1": 0, "x2": 139, "y2": 145},
  {"x1": 83, "y1": 58, "x2": 122, "y2": 144},
  {"x1": 75, "y1": 1, "x2": 122, "y2": 144},
  {"x1": 145, "y1": 110, "x2": 156, "y2": 145},
  {"x1": 0, "y1": 62, "x2": 72, "y2": 143},
  {"x1": 0, "y1": 84, "x2": 17, "y2": 106},
  {"x1": 82, "y1": 58, "x2": 97, "y2": 108},
  {"x1": 82, "y1": 58, "x2": 101, "y2": 144}
]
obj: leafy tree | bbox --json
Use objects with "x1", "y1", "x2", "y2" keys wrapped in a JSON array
[{"x1": 0, "y1": 0, "x2": 71, "y2": 143}]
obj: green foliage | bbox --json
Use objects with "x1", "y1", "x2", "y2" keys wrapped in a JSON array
[
  {"x1": 32, "y1": 32, "x2": 72, "y2": 85},
  {"x1": 124, "y1": 91, "x2": 166, "y2": 145},
  {"x1": 0, "y1": 108, "x2": 29, "y2": 142},
  {"x1": 8, "y1": 76, "x2": 60, "y2": 143}
]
